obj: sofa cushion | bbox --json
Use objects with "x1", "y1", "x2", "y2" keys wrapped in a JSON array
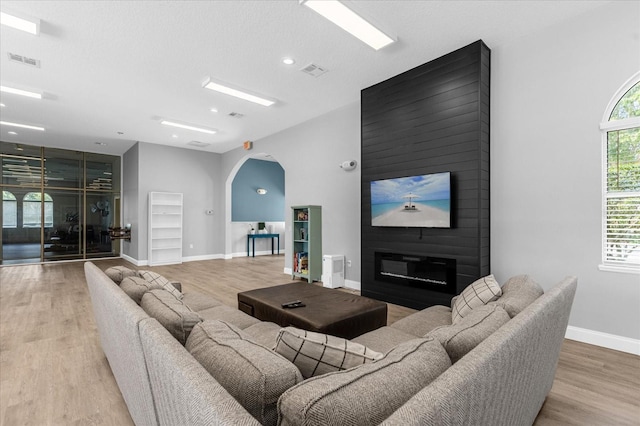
[
  {"x1": 120, "y1": 276, "x2": 164, "y2": 304},
  {"x1": 243, "y1": 321, "x2": 282, "y2": 349},
  {"x1": 351, "y1": 326, "x2": 417, "y2": 354},
  {"x1": 104, "y1": 265, "x2": 137, "y2": 284},
  {"x1": 428, "y1": 304, "x2": 510, "y2": 363},
  {"x1": 274, "y1": 327, "x2": 383, "y2": 379},
  {"x1": 197, "y1": 305, "x2": 261, "y2": 329},
  {"x1": 186, "y1": 320, "x2": 302, "y2": 426},
  {"x1": 277, "y1": 338, "x2": 451, "y2": 426},
  {"x1": 181, "y1": 292, "x2": 223, "y2": 312},
  {"x1": 489, "y1": 274, "x2": 544, "y2": 318},
  {"x1": 141, "y1": 289, "x2": 201, "y2": 345},
  {"x1": 452, "y1": 274, "x2": 502, "y2": 323},
  {"x1": 138, "y1": 270, "x2": 183, "y2": 300},
  {"x1": 390, "y1": 304, "x2": 452, "y2": 336}
]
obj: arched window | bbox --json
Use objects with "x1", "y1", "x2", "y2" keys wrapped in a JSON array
[
  {"x1": 23, "y1": 192, "x2": 54, "y2": 228},
  {"x1": 2, "y1": 191, "x2": 17, "y2": 228},
  {"x1": 601, "y1": 72, "x2": 640, "y2": 272}
]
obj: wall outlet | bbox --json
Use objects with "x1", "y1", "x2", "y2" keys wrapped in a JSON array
[
  {"x1": 347, "y1": 260, "x2": 352, "y2": 267},
  {"x1": 189, "y1": 243, "x2": 194, "y2": 249}
]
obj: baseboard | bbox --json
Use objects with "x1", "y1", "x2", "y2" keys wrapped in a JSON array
[
  {"x1": 233, "y1": 250, "x2": 281, "y2": 258},
  {"x1": 121, "y1": 253, "x2": 145, "y2": 267},
  {"x1": 182, "y1": 254, "x2": 224, "y2": 262},
  {"x1": 565, "y1": 326, "x2": 640, "y2": 355},
  {"x1": 344, "y1": 279, "x2": 361, "y2": 291}
]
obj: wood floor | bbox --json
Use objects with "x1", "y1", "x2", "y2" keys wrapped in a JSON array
[{"x1": 0, "y1": 256, "x2": 638, "y2": 425}]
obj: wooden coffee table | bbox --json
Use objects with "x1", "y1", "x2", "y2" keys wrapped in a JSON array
[{"x1": 237, "y1": 283, "x2": 387, "y2": 339}]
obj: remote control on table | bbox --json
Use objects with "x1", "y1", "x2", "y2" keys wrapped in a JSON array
[{"x1": 282, "y1": 300, "x2": 305, "y2": 309}]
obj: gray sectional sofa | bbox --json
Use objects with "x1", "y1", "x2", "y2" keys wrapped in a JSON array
[{"x1": 84, "y1": 261, "x2": 576, "y2": 426}]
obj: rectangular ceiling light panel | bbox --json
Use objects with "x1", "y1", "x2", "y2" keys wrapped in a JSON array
[
  {"x1": 203, "y1": 78, "x2": 275, "y2": 107},
  {"x1": 160, "y1": 120, "x2": 217, "y2": 135},
  {"x1": 301, "y1": 0, "x2": 395, "y2": 50},
  {"x1": 0, "y1": 11, "x2": 39, "y2": 35},
  {"x1": 0, "y1": 121, "x2": 45, "y2": 131},
  {"x1": 0, "y1": 85, "x2": 42, "y2": 99}
]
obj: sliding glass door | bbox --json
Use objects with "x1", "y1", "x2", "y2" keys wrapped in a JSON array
[{"x1": 0, "y1": 142, "x2": 121, "y2": 265}]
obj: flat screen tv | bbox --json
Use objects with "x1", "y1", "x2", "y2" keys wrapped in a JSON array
[{"x1": 370, "y1": 172, "x2": 451, "y2": 228}]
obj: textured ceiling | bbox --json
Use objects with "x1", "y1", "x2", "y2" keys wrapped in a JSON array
[{"x1": 0, "y1": 0, "x2": 610, "y2": 155}]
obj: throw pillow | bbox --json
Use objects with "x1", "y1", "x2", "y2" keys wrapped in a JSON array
[
  {"x1": 104, "y1": 265, "x2": 137, "y2": 284},
  {"x1": 186, "y1": 321, "x2": 302, "y2": 426},
  {"x1": 452, "y1": 274, "x2": 502, "y2": 323},
  {"x1": 138, "y1": 270, "x2": 183, "y2": 300},
  {"x1": 141, "y1": 289, "x2": 201, "y2": 345},
  {"x1": 277, "y1": 338, "x2": 451, "y2": 426},
  {"x1": 489, "y1": 274, "x2": 544, "y2": 318},
  {"x1": 120, "y1": 276, "x2": 164, "y2": 304},
  {"x1": 274, "y1": 327, "x2": 383, "y2": 379},
  {"x1": 428, "y1": 304, "x2": 510, "y2": 363}
]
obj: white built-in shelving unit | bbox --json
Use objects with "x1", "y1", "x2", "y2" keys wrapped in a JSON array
[{"x1": 148, "y1": 192, "x2": 183, "y2": 266}]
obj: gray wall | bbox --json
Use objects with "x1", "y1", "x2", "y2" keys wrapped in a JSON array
[
  {"x1": 221, "y1": 103, "x2": 361, "y2": 284},
  {"x1": 124, "y1": 142, "x2": 223, "y2": 262},
  {"x1": 120, "y1": 1, "x2": 639, "y2": 343},
  {"x1": 490, "y1": 1, "x2": 640, "y2": 340},
  {"x1": 122, "y1": 143, "x2": 139, "y2": 259}
]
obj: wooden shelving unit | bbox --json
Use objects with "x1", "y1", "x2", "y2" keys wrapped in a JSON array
[{"x1": 291, "y1": 205, "x2": 322, "y2": 283}]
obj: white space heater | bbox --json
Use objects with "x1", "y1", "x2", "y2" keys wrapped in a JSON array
[{"x1": 322, "y1": 255, "x2": 345, "y2": 288}]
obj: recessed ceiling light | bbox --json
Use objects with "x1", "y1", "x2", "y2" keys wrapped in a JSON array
[
  {"x1": 203, "y1": 77, "x2": 275, "y2": 107},
  {"x1": 210, "y1": 108, "x2": 218, "y2": 113},
  {"x1": 0, "y1": 11, "x2": 40, "y2": 35},
  {"x1": 172, "y1": 134, "x2": 178, "y2": 138},
  {"x1": 0, "y1": 120, "x2": 45, "y2": 131},
  {"x1": 300, "y1": 0, "x2": 395, "y2": 50},
  {"x1": 0, "y1": 85, "x2": 42, "y2": 99},
  {"x1": 0, "y1": 103, "x2": 5, "y2": 107},
  {"x1": 282, "y1": 57, "x2": 295, "y2": 65},
  {"x1": 8, "y1": 131, "x2": 17, "y2": 135},
  {"x1": 161, "y1": 120, "x2": 217, "y2": 135}
]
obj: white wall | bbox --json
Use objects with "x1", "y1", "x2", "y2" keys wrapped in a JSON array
[
  {"x1": 221, "y1": 103, "x2": 361, "y2": 284},
  {"x1": 491, "y1": 1, "x2": 640, "y2": 343}
]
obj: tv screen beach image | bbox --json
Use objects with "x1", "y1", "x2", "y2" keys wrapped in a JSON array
[{"x1": 371, "y1": 173, "x2": 451, "y2": 228}]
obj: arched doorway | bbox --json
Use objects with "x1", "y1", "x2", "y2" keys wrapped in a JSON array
[{"x1": 224, "y1": 153, "x2": 286, "y2": 264}]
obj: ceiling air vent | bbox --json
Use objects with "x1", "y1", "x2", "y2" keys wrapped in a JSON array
[
  {"x1": 300, "y1": 63, "x2": 328, "y2": 78},
  {"x1": 187, "y1": 141, "x2": 210, "y2": 148},
  {"x1": 8, "y1": 52, "x2": 41, "y2": 68},
  {"x1": 228, "y1": 112, "x2": 244, "y2": 118}
]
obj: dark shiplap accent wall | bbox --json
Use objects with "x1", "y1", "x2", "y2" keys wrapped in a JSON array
[{"x1": 361, "y1": 40, "x2": 490, "y2": 310}]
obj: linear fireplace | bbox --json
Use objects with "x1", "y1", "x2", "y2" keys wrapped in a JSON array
[{"x1": 375, "y1": 252, "x2": 457, "y2": 295}]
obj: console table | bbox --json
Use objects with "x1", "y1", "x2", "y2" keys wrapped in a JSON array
[{"x1": 247, "y1": 233, "x2": 280, "y2": 257}]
